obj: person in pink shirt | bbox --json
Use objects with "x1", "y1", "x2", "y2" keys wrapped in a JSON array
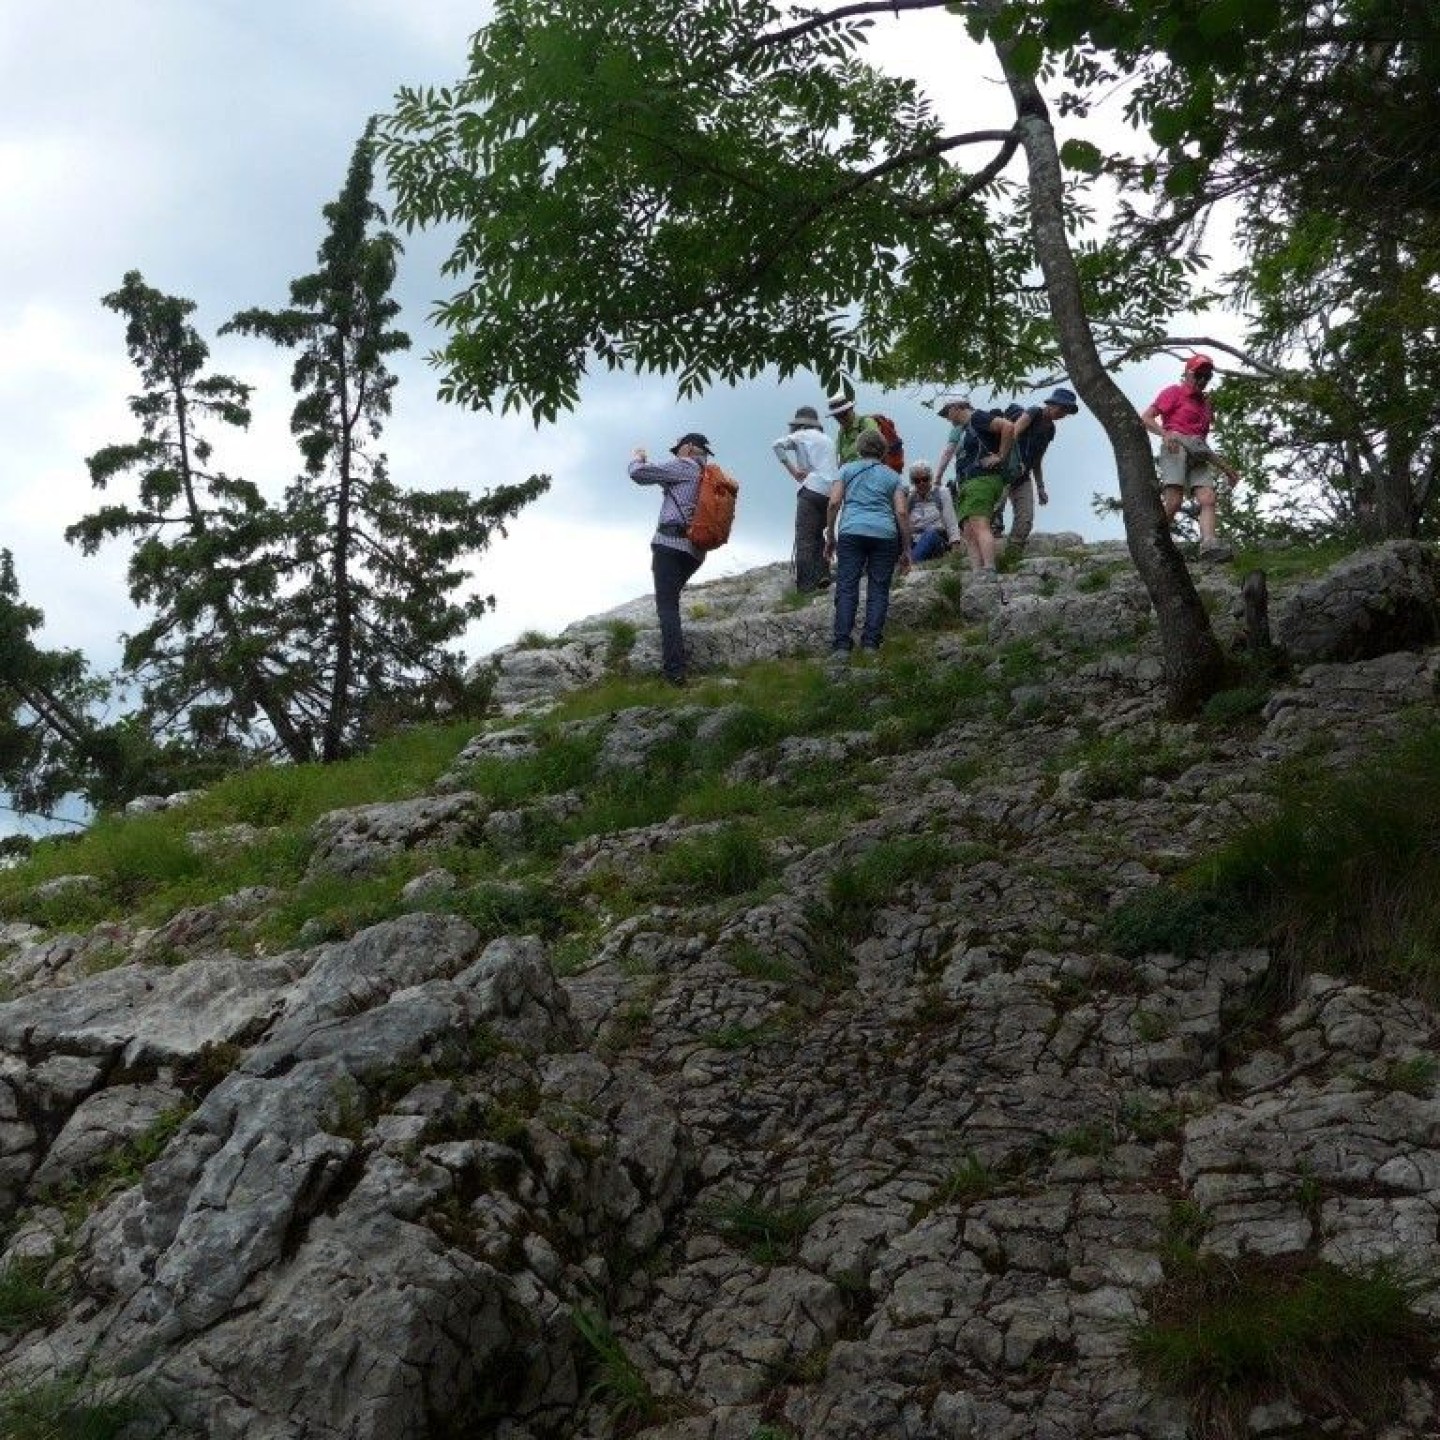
[{"x1": 1140, "y1": 354, "x2": 1235, "y2": 559}]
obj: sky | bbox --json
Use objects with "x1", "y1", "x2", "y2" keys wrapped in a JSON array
[{"x1": 0, "y1": 1, "x2": 1195, "y2": 806}]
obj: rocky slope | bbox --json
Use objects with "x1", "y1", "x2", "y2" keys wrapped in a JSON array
[{"x1": 1, "y1": 536, "x2": 1438, "y2": 1439}]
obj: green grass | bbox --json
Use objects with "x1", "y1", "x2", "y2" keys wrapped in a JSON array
[
  {"x1": 0, "y1": 1373, "x2": 150, "y2": 1440},
  {"x1": 1227, "y1": 537, "x2": 1364, "y2": 585},
  {"x1": 639, "y1": 823, "x2": 772, "y2": 902},
  {"x1": 1131, "y1": 1255, "x2": 1433, "y2": 1439},
  {"x1": 571, "y1": 1307, "x2": 666, "y2": 1432},
  {"x1": 0, "y1": 722, "x2": 479, "y2": 930},
  {"x1": 1058, "y1": 728, "x2": 1197, "y2": 802},
  {"x1": 1107, "y1": 722, "x2": 1440, "y2": 1002},
  {"x1": 0, "y1": 1260, "x2": 63, "y2": 1334},
  {"x1": 701, "y1": 1195, "x2": 824, "y2": 1265}
]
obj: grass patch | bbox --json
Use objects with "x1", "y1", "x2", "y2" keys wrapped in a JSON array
[
  {"x1": 1108, "y1": 722, "x2": 1440, "y2": 1002},
  {"x1": 572, "y1": 1307, "x2": 667, "y2": 1433},
  {"x1": 824, "y1": 836, "x2": 949, "y2": 935},
  {"x1": 642, "y1": 824, "x2": 771, "y2": 902},
  {"x1": 1059, "y1": 729, "x2": 1196, "y2": 802},
  {"x1": 0, "y1": 723, "x2": 479, "y2": 931},
  {"x1": 1201, "y1": 684, "x2": 1271, "y2": 729},
  {"x1": 1131, "y1": 1255, "x2": 1433, "y2": 1440},
  {"x1": 0, "y1": 1372, "x2": 150, "y2": 1439},
  {"x1": 701, "y1": 1195, "x2": 824, "y2": 1265},
  {"x1": 1227, "y1": 537, "x2": 1363, "y2": 586},
  {"x1": 0, "y1": 1259, "x2": 63, "y2": 1334}
]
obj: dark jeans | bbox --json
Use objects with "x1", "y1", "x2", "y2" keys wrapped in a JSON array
[
  {"x1": 832, "y1": 532, "x2": 900, "y2": 652},
  {"x1": 794, "y1": 488, "x2": 830, "y2": 591},
  {"x1": 651, "y1": 543, "x2": 703, "y2": 680}
]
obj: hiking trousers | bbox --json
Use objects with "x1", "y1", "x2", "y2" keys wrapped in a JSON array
[
  {"x1": 794, "y1": 488, "x2": 830, "y2": 591},
  {"x1": 832, "y1": 533, "x2": 901, "y2": 652},
  {"x1": 651, "y1": 543, "x2": 703, "y2": 681}
]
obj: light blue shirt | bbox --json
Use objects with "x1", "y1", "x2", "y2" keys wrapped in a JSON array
[{"x1": 836, "y1": 458, "x2": 901, "y2": 540}]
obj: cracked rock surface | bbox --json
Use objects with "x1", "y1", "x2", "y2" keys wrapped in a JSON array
[{"x1": 2, "y1": 538, "x2": 1439, "y2": 1438}]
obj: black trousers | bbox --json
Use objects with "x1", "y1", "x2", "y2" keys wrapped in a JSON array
[
  {"x1": 794, "y1": 488, "x2": 830, "y2": 591},
  {"x1": 651, "y1": 543, "x2": 703, "y2": 680}
]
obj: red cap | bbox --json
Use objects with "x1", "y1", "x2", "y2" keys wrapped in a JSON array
[{"x1": 1184, "y1": 354, "x2": 1215, "y2": 375}]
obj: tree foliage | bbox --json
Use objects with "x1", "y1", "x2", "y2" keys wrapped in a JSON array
[
  {"x1": 61, "y1": 129, "x2": 550, "y2": 790},
  {"x1": 377, "y1": 0, "x2": 1191, "y2": 418},
  {"x1": 225, "y1": 126, "x2": 546, "y2": 760},
  {"x1": 1009, "y1": 0, "x2": 1440, "y2": 537},
  {"x1": 0, "y1": 551, "x2": 186, "y2": 816},
  {"x1": 66, "y1": 271, "x2": 302, "y2": 761},
  {"x1": 377, "y1": 0, "x2": 1231, "y2": 709}
]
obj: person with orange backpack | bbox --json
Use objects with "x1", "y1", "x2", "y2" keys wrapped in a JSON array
[{"x1": 629, "y1": 431, "x2": 729, "y2": 686}]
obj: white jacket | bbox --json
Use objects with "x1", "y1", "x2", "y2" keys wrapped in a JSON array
[{"x1": 773, "y1": 426, "x2": 838, "y2": 497}]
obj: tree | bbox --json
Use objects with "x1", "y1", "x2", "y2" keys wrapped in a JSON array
[
  {"x1": 1039, "y1": 0, "x2": 1440, "y2": 538},
  {"x1": 0, "y1": 550, "x2": 169, "y2": 816},
  {"x1": 67, "y1": 272, "x2": 306, "y2": 761},
  {"x1": 225, "y1": 126, "x2": 548, "y2": 760},
  {"x1": 377, "y1": 0, "x2": 1228, "y2": 710}
]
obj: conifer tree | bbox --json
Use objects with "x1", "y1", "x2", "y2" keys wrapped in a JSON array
[
  {"x1": 68, "y1": 272, "x2": 306, "y2": 760},
  {"x1": 226, "y1": 125, "x2": 547, "y2": 760}
]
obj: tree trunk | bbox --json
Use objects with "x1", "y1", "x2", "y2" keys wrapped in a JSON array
[{"x1": 996, "y1": 52, "x2": 1227, "y2": 713}]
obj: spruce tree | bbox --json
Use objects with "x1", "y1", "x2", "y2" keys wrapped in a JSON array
[{"x1": 226, "y1": 124, "x2": 547, "y2": 760}]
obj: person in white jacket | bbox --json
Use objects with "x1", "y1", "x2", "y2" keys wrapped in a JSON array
[{"x1": 772, "y1": 404, "x2": 838, "y2": 593}]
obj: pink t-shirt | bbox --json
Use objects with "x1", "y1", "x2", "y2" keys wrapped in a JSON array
[{"x1": 1150, "y1": 383, "x2": 1212, "y2": 438}]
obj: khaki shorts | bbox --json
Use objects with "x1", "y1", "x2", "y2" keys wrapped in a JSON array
[{"x1": 1157, "y1": 435, "x2": 1219, "y2": 495}]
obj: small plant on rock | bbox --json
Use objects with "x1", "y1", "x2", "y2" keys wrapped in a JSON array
[
  {"x1": 572, "y1": 1306, "x2": 666, "y2": 1432},
  {"x1": 701, "y1": 1194, "x2": 824, "y2": 1265},
  {"x1": 0, "y1": 1259, "x2": 63, "y2": 1333}
]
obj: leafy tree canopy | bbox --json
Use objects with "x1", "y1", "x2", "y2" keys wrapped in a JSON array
[{"x1": 377, "y1": 0, "x2": 1191, "y2": 421}]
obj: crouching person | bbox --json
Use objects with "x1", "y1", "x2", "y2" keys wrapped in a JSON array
[
  {"x1": 824, "y1": 428, "x2": 912, "y2": 660},
  {"x1": 906, "y1": 462, "x2": 960, "y2": 562}
]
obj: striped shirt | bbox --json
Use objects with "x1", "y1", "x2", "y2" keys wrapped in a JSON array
[{"x1": 629, "y1": 455, "x2": 704, "y2": 558}]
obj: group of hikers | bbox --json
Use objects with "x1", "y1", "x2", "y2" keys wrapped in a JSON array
[{"x1": 628, "y1": 354, "x2": 1232, "y2": 684}]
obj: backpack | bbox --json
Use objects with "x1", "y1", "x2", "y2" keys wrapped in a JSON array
[
  {"x1": 868, "y1": 415, "x2": 905, "y2": 473},
  {"x1": 686, "y1": 462, "x2": 740, "y2": 551}
]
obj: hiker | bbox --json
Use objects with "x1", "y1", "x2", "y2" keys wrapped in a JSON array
[
  {"x1": 823, "y1": 427, "x2": 912, "y2": 660},
  {"x1": 1000, "y1": 386, "x2": 1081, "y2": 554},
  {"x1": 933, "y1": 395, "x2": 1015, "y2": 574},
  {"x1": 772, "y1": 404, "x2": 838, "y2": 593},
  {"x1": 827, "y1": 393, "x2": 883, "y2": 466},
  {"x1": 629, "y1": 431, "x2": 713, "y2": 686},
  {"x1": 1139, "y1": 354, "x2": 1237, "y2": 561},
  {"x1": 905, "y1": 461, "x2": 961, "y2": 562}
]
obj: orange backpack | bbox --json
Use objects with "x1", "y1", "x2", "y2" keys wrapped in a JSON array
[
  {"x1": 687, "y1": 463, "x2": 740, "y2": 551},
  {"x1": 870, "y1": 415, "x2": 905, "y2": 473}
]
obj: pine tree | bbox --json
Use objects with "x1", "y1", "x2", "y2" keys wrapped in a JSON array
[
  {"x1": 225, "y1": 125, "x2": 547, "y2": 760},
  {"x1": 67, "y1": 272, "x2": 307, "y2": 760}
]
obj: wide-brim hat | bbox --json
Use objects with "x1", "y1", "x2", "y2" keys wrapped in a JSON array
[
  {"x1": 826, "y1": 394, "x2": 855, "y2": 417},
  {"x1": 789, "y1": 405, "x2": 822, "y2": 429},
  {"x1": 1045, "y1": 386, "x2": 1079, "y2": 413},
  {"x1": 669, "y1": 432, "x2": 714, "y2": 456}
]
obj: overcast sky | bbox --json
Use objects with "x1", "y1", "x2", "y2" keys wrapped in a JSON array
[{"x1": 1, "y1": 2, "x2": 1194, "y2": 748}]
